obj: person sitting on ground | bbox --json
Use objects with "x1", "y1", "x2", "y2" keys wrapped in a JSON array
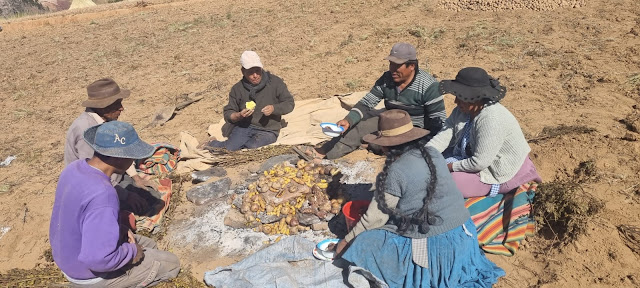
[
  {"x1": 64, "y1": 78, "x2": 154, "y2": 214},
  {"x1": 299, "y1": 42, "x2": 446, "y2": 161},
  {"x1": 334, "y1": 109, "x2": 504, "y2": 287},
  {"x1": 427, "y1": 67, "x2": 542, "y2": 198},
  {"x1": 50, "y1": 121, "x2": 180, "y2": 287},
  {"x1": 206, "y1": 51, "x2": 295, "y2": 151}
]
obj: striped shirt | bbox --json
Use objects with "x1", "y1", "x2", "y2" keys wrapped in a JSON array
[{"x1": 346, "y1": 69, "x2": 446, "y2": 134}]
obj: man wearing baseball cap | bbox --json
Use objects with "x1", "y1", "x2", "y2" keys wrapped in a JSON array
[
  {"x1": 207, "y1": 50, "x2": 295, "y2": 151},
  {"x1": 50, "y1": 121, "x2": 180, "y2": 287},
  {"x1": 63, "y1": 78, "x2": 153, "y2": 215},
  {"x1": 300, "y1": 42, "x2": 446, "y2": 160}
]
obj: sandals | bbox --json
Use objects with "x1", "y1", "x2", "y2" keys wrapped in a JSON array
[{"x1": 292, "y1": 145, "x2": 324, "y2": 163}]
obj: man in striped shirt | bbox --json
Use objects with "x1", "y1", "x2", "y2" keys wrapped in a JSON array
[{"x1": 306, "y1": 42, "x2": 446, "y2": 160}]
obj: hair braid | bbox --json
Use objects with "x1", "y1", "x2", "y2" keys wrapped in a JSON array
[{"x1": 375, "y1": 138, "x2": 440, "y2": 235}]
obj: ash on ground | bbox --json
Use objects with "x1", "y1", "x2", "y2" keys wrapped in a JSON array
[
  {"x1": 168, "y1": 200, "x2": 329, "y2": 257},
  {"x1": 168, "y1": 158, "x2": 379, "y2": 257}
]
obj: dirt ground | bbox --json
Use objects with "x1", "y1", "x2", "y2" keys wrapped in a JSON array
[{"x1": 1, "y1": 0, "x2": 640, "y2": 286}]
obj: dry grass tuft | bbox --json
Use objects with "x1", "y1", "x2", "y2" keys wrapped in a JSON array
[
  {"x1": 617, "y1": 224, "x2": 640, "y2": 256},
  {"x1": 205, "y1": 144, "x2": 296, "y2": 167},
  {"x1": 0, "y1": 264, "x2": 67, "y2": 287},
  {"x1": 535, "y1": 162, "x2": 604, "y2": 244},
  {"x1": 0, "y1": 264, "x2": 208, "y2": 288},
  {"x1": 155, "y1": 267, "x2": 208, "y2": 288},
  {"x1": 528, "y1": 124, "x2": 596, "y2": 143}
]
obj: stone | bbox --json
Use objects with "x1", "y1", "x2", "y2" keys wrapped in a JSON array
[
  {"x1": 224, "y1": 209, "x2": 252, "y2": 229},
  {"x1": 191, "y1": 167, "x2": 227, "y2": 183},
  {"x1": 258, "y1": 154, "x2": 299, "y2": 173},
  {"x1": 186, "y1": 177, "x2": 232, "y2": 205},
  {"x1": 622, "y1": 132, "x2": 639, "y2": 142},
  {"x1": 257, "y1": 213, "x2": 284, "y2": 224},
  {"x1": 0, "y1": 184, "x2": 10, "y2": 194},
  {"x1": 297, "y1": 213, "x2": 322, "y2": 226},
  {"x1": 311, "y1": 222, "x2": 329, "y2": 231}
]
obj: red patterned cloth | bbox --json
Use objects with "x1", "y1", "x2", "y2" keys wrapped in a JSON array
[
  {"x1": 135, "y1": 178, "x2": 172, "y2": 233},
  {"x1": 136, "y1": 143, "x2": 180, "y2": 176}
]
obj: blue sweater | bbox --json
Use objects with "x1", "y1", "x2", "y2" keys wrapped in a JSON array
[{"x1": 49, "y1": 160, "x2": 137, "y2": 280}]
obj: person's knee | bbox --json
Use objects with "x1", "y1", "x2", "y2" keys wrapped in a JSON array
[
  {"x1": 325, "y1": 141, "x2": 356, "y2": 160},
  {"x1": 164, "y1": 253, "x2": 181, "y2": 279},
  {"x1": 244, "y1": 141, "x2": 266, "y2": 149},
  {"x1": 224, "y1": 140, "x2": 245, "y2": 151},
  {"x1": 151, "y1": 251, "x2": 181, "y2": 281}
]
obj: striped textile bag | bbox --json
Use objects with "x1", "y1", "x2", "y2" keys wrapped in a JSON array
[
  {"x1": 464, "y1": 182, "x2": 537, "y2": 256},
  {"x1": 135, "y1": 143, "x2": 180, "y2": 176}
]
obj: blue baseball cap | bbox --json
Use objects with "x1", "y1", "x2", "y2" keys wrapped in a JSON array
[{"x1": 83, "y1": 121, "x2": 154, "y2": 159}]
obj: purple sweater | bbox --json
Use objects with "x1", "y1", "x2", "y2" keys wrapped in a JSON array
[{"x1": 49, "y1": 160, "x2": 137, "y2": 280}]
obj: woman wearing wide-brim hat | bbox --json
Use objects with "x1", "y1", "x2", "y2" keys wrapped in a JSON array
[
  {"x1": 334, "y1": 109, "x2": 505, "y2": 287},
  {"x1": 427, "y1": 67, "x2": 541, "y2": 198}
]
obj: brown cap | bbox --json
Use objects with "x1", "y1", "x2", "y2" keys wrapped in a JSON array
[
  {"x1": 384, "y1": 42, "x2": 417, "y2": 64},
  {"x1": 82, "y1": 78, "x2": 130, "y2": 108}
]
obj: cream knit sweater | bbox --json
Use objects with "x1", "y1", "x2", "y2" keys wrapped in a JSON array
[{"x1": 427, "y1": 103, "x2": 530, "y2": 184}]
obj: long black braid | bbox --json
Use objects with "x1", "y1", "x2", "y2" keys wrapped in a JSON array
[{"x1": 374, "y1": 137, "x2": 440, "y2": 235}]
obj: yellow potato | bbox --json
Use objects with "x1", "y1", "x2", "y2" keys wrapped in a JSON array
[{"x1": 246, "y1": 101, "x2": 256, "y2": 110}]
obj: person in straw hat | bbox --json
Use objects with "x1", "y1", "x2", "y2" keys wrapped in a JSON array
[
  {"x1": 334, "y1": 109, "x2": 504, "y2": 287},
  {"x1": 427, "y1": 67, "x2": 541, "y2": 198},
  {"x1": 63, "y1": 78, "x2": 154, "y2": 214},
  {"x1": 51, "y1": 121, "x2": 180, "y2": 287}
]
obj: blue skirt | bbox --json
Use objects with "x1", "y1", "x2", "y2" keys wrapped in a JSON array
[{"x1": 341, "y1": 218, "x2": 505, "y2": 288}]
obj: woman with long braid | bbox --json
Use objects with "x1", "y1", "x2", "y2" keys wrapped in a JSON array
[{"x1": 334, "y1": 109, "x2": 504, "y2": 287}]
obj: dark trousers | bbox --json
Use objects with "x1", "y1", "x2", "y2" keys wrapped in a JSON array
[
  {"x1": 321, "y1": 116, "x2": 379, "y2": 160},
  {"x1": 209, "y1": 126, "x2": 277, "y2": 151}
]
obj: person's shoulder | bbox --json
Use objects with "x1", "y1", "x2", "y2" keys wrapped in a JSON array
[
  {"x1": 476, "y1": 103, "x2": 516, "y2": 126},
  {"x1": 378, "y1": 71, "x2": 392, "y2": 81},
  {"x1": 481, "y1": 103, "x2": 511, "y2": 116},
  {"x1": 230, "y1": 80, "x2": 244, "y2": 90},
  {"x1": 267, "y1": 73, "x2": 286, "y2": 84},
  {"x1": 60, "y1": 161, "x2": 111, "y2": 189},
  {"x1": 414, "y1": 69, "x2": 438, "y2": 89},
  {"x1": 68, "y1": 112, "x2": 96, "y2": 132}
]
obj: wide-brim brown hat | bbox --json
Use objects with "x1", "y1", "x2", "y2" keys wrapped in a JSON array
[
  {"x1": 440, "y1": 67, "x2": 506, "y2": 103},
  {"x1": 363, "y1": 109, "x2": 429, "y2": 147},
  {"x1": 82, "y1": 78, "x2": 130, "y2": 108}
]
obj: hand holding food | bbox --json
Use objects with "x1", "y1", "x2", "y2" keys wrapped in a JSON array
[{"x1": 246, "y1": 101, "x2": 256, "y2": 110}]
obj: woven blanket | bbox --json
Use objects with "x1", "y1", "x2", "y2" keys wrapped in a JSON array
[
  {"x1": 136, "y1": 143, "x2": 180, "y2": 176},
  {"x1": 135, "y1": 178, "x2": 172, "y2": 233},
  {"x1": 464, "y1": 182, "x2": 537, "y2": 256}
]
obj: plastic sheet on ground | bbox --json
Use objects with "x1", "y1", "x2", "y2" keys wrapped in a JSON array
[
  {"x1": 203, "y1": 235, "x2": 388, "y2": 288},
  {"x1": 0, "y1": 155, "x2": 16, "y2": 167}
]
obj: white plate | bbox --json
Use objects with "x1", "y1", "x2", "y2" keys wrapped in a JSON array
[
  {"x1": 313, "y1": 238, "x2": 339, "y2": 261},
  {"x1": 320, "y1": 123, "x2": 344, "y2": 137}
]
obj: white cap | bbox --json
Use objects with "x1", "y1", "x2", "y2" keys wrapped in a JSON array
[{"x1": 240, "y1": 51, "x2": 263, "y2": 69}]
